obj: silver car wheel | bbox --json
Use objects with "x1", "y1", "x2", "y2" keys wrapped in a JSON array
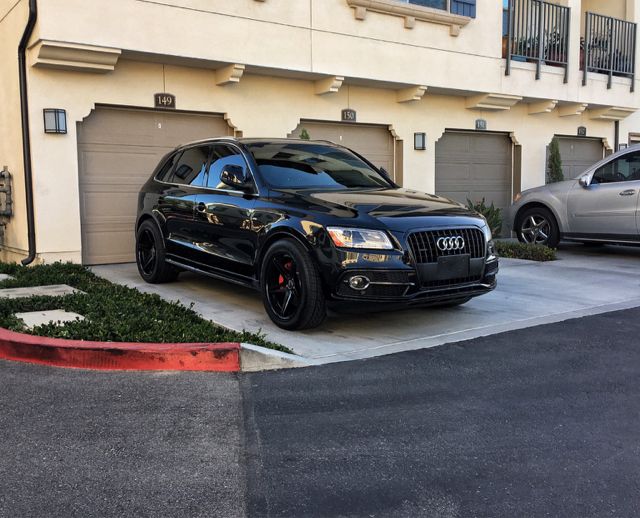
[{"x1": 520, "y1": 215, "x2": 551, "y2": 245}]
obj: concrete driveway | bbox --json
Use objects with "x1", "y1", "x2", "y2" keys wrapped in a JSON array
[{"x1": 93, "y1": 244, "x2": 640, "y2": 364}]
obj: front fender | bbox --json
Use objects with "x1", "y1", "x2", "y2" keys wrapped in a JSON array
[{"x1": 510, "y1": 191, "x2": 569, "y2": 233}]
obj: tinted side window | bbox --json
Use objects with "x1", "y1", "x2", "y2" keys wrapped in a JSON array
[
  {"x1": 593, "y1": 150, "x2": 640, "y2": 184},
  {"x1": 169, "y1": 146, "x2": 211, "y2": 186},
  {"x1": 206, "y1": 145, "x2": 249, "y2": 190},
  {"x1": 155, "y1": 153, "x2": 179, "y2": 182}
]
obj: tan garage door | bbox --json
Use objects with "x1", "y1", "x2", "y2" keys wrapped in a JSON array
[
  {"x1": 289, "y1": 121, "x2": 399, "y2": 182},
  {"x1": 555, "y1": 136, "x2": 604, "y2": 180},
  {"x1": 435, "y1": 131, "x2": 513, "y2": 211},
  {"x1": 78, "y1": 106, "x2": 232, "y2": 265}
]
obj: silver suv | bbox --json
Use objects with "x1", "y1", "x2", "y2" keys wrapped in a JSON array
[{"x1": 508, "y1": 146, "x2": 640, "y2": 247}]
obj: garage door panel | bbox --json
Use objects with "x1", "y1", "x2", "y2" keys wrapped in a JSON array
[
  {"x1": 80, "y1": 149, "x2": 164, "y2": 179},
  {"x1": 436, "y1": 131, "x2": 513, "y2": 216},
  {"x1": 556, "y1": 137, "x2": 604, "y2": 180},
  {"x1": 82, "y1": 230, "x2": 136, "y2": 264},
  {"x1": 78, "y1": 107, "x2": 230, "y2": 265},
  {"x1": 81, "y1": 192, "x2": 139, "y2": 220}
]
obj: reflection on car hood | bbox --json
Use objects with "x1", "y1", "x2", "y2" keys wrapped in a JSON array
[{"x1": 278, "y1": 188, "x2": 486, "y2": 229}]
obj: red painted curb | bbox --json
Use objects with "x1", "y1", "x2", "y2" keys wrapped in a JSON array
[{"x1": 0, "y1": 327, "x2": 240, "y2": 372}]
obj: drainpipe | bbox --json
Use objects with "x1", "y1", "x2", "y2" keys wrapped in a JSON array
[
  {"x1": 18, "y1": 0, "x2": 37, "y2": 265},
  {"x1": 614, "y1": 120, "x2": 620, "y2": 152}
]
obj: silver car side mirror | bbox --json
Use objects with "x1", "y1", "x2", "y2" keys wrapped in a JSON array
[{"x1": 578, "y1": 174, "x2": 591, "y2": 188}]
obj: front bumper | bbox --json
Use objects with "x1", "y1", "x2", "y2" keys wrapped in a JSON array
[
  {"x1": 325, "y1": 254, "x2": 499, "y2": 304},
  {"x1": 314, "y1": 223, "x2": 498, "y2": 305}
]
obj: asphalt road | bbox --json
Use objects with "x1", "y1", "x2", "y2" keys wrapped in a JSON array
[
  {"x1": 2, "y1": 307, "x2": 640, "y2": 517},
  {"x1": 0, "y1": 366, "x2": 246, "y2": 518}
]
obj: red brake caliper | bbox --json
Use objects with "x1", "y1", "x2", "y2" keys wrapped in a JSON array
[{"x1": 278, "y1": 261, "x2": 293, "y2": 287}]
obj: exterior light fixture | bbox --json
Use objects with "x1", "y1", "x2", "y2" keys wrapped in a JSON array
[
  {"x1": 43, "y1": 109, "x2": 67, "y2": 134},
  {"x1": 414, "y1": 132, "x2": 426, "y2": 150}
]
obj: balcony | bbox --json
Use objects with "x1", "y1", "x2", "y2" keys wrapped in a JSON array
[
  {"x1": 504, "y1": 0, "x2": 571, "y2": 83},
  {"x1": 582, "y1": 12, "x2": 636, "y2": 92}
]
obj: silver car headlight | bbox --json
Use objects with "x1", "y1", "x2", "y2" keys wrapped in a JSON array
[{"x1": 327, "y1": 227, "x2": 394, "y2": 250}]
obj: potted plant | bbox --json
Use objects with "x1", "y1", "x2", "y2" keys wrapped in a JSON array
[
  {"x1": 544, "y1": 30, "x2": 565, "y2": 65},
  {"x1": 547, "y1": 137, "x2": 564, "y2": 184},
  {"x1": 511, "y1": 36, "x2": 529, "y2": 61}
]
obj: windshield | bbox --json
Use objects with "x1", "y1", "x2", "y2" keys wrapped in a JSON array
[{"x1": 245, "y1": 142, "x2": 392, "y2": 190}]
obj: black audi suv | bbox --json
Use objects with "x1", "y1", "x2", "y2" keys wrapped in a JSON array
[{"x1": 136, "y1": 138, "x2": 498, "y2": 330}]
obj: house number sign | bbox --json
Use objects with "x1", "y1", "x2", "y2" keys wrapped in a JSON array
[
  {"x1": 155, "y1": 93, "x2": 176, "y2": 109},
  {"x1": 342, "y1": 109, "x2": 357, "y2": 122}
]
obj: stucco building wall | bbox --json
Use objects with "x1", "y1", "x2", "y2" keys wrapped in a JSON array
[{"x1": 0, "y1": 0, "x2": 636, "y2": 264}]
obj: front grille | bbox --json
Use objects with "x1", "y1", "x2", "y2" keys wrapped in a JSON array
[
  {"x1": 407, "y1": 228, "x2": 485, "y2": 264},
  {"x1": 422, "y1": 275, "x2": 483, "y2": 289}
]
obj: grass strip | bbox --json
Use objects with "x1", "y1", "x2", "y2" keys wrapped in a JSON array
[{"x1": 0, "y1": 262, "x2": 291, "y2": 353}]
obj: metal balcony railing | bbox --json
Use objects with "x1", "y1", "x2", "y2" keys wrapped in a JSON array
[
  {"x1": 505, "y1": 0, "x2": 570, "y2": 83},
  {"x1": 583, "y1": 12, "x2": 636, "y2": 92}
]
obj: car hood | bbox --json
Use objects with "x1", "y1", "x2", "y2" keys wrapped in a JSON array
[
  {"x1": 279, "y1": 187, "x2": 486, "y2": 231},
  {"x1": 522, "y1": 178, "x2": 577, "y2": 197}
]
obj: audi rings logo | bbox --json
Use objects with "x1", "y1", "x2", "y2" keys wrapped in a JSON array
[{"x1": 436, "y1": 236, "x2": 465, "y2": 251}]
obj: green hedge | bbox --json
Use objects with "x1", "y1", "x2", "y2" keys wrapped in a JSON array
[
  {"x1": 495, "y1": 241, "x2": 557, "y2": 262},
  {"x1": 0, "y1": 263, "x2": 290, "y2": 353}
]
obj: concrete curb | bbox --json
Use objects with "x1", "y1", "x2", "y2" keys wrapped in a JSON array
[
  {"x1": 240, "y1": 343, "x2": 312, "y2": 372},
  {"x1": 0, "y1": 328, "x2": 240, "y2": 372}
]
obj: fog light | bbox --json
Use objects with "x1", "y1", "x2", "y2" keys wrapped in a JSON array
[{"x1": 348, "y1": 275, "x2": 370, "y2": 291}]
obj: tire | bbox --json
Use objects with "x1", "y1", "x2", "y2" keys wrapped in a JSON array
[
  {"x1": 516, "y1": 207, "x2": 560, "y2": 248},
  {"x1": 135, "y1": 219, "x2": 179, "y2": 283},
  {"x1": 260, "y1": 239, "x2": 327, "y2": 330}
]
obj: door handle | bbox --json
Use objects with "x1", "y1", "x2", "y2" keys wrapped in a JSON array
[
  {"x1": 196, "y1": 202, "x2": 207, "y2": 213},
  {"x1": 619, "y1": 189, "x2": 636, "y2": 196}
]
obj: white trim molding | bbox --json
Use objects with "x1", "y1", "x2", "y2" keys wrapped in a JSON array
[
  {"x1": 346, "y1": 0, "x2": 471, "y2": 36},
  {"x1": 466, "y1": 93, "x2": 522, "y2": 111},
  {"x1": 215, "y1": 64, "x2": 245, "y2": 86},
  {"x1": 315, "y1": 76, "x2": 345, "y2": 95},
  {"x1": 29, "y1": 40, "x2": 121, "y2": 73},
  {"x1": 528, "y1": 100, "x2": 559, "y2": 115},
  {"x1": 557, "y1": 103, "x2": 588, "y2": 117},
  {"x1": 396, "y1": 85, "x2": 428, "y2": 103},
  {"x1": 588, "y1": 106, "x2": 636, "y2": 121}
]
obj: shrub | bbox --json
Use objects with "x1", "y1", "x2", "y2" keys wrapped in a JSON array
[
  {"x1": 495, "y1": 241, "x2": 557, "y2": 261},
  {"x1": 547, "y1": 137, "x2": 564, "y2": 183},
  {"x1": 467, "y1": 198, "x2": 502, "y2": 238},
  {"x1": 0, "y1": 262, "x2": 291, "y2": 353}
]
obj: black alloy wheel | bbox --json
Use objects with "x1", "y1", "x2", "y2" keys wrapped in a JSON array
[
  {"x1": 266, "y1": 253, "x2": 300, "y2": 320},
  {"x1": 135, "y1": 220, "x2": 178, "y2": 283},
  {"x1": 261, "y1": 239, "x2": 326, "y2": 330},
  {"x1": 517, "y1": 207, "x2": 560, "y2": 248}
]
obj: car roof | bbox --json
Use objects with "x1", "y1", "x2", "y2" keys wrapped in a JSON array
[{"x1": 172, "y1": 137, "x2": 341, "y2": 150}]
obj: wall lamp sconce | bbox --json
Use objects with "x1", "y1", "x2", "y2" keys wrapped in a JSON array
[
  {"x1": 414, "y1": 132, "x2": 426, "y2": 150},
  {"x1": 43, "y1": 109, "x2": 67, "y2": 134}
]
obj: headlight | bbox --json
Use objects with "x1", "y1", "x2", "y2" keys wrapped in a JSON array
[
  {"x1": 487, "y1": 239, "x2": 497, "y2": 261},
  {"x1": 327, "y1": 227, "x2": 394, "y2": 250},
  {"x1": 484, "y1": 225, "x2": 493, "y2": 242}
]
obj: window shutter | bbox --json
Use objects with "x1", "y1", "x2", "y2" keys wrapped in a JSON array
[{"x1": 450, "y1": 0, "x2": 476, "y2": 18}]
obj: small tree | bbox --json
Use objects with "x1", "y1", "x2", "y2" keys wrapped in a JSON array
[
  {"x1": 547, "y1": 137, "x2": 564, "y2": 183},
  {"x1": 299, "y1": 128, "x2": 310, "y2": 140}
]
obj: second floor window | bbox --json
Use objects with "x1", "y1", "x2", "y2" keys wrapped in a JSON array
[
  {"x1": 400, "y1": 0, "x2": 476, "y2": 18},
  {"x1": 403, "y1": 0, "x2": 447, "y2": 9}
]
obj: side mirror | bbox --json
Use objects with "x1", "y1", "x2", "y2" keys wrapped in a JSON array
[
  {"x1": 578, "y1": 174, "x2": 591, "y2": 188},
  {"x1": 220, "y1": 164, "x2": 248, "y2": 189}
]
